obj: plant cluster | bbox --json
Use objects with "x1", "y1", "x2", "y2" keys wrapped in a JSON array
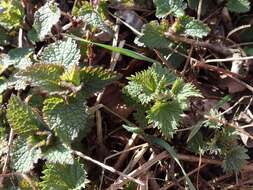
[{"x1": 0, "y1": 0, "x2": 252, "y2": 189}]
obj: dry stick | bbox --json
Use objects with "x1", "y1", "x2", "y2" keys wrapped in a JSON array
[
  {"x1": 109, "y1": 151, "x2": 169, "y2": 189},
  {"x1": 206, "y1": 55, "x2": 253, "y2": 63},
  {"x1": 99, "y1": 143, "x2": 149, "y2": 190},
  {"x1": 72, "y1": 150, "x2": 144, "y2": 186},
  {"x1": 227, "y1": 24, "x2": 251, "y2": 39},
  {"x1": 164, "y1": 32, "x2": 234, "y2": 56},
  {"x1": 160, "y1": 164, "x2": 207, "y2": 190},
  {"x1": 193, "y1": 62, "x2": 253, "y2": 93},
  {"x1": 197, "y1": 0, "x2": 203, "y2": 20},
  {"x1": 114, "y1": 133, "x2": 138, "y2": 170}
]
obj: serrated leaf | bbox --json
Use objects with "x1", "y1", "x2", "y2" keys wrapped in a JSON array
[
  {"x1": 6, "y1": 95, "x2": 42, "y2": 137},
  {"x1": 31, "y1": 2, "x2": 60, "y2": 41},
  {"x1": 60, "y1": 65, "x2": 81, "y2": 86},
  {"x1": 0, "y1": 0, "x2": 24, "y2": 30},
  {"x1": 171, "y1": 78, "x2": 202, "y2": 109},
  {"x1": 173, "y1": 16, "x2": 210, "y2": 38},
  {"x1": 39, "y1": 160, "x2": 88, "y2": 190},
  {"x1": 80, "y1": 66, "x2": 119, "y2": 95},
  {"x1": 43, "y1": 96, "x2": 89, "y2": 145},
  {"x1": 40, "y1": 38, "x2": 81, "y2": 68},
  {"x1": 43, "y1": 140, "x2": 74, "y2": 165},
  {"x1": 16, "y1": 64, "x2": 65, "y2": 92},
  {"x1": 153, "y1": 0, "x2": 186, "y2": 18},
  {"x1": 147, "y1": 100, "x2": 183, "y2": 138},
  {"x1": 0, "y1": 48, "x2": 33, "y2": 70},
  {"x1": 77, "y1": 4, "x2": 112, "y2": 34},
  {"x1": 123, "y1": 63, "x2": 176, "y2": 105},
  {"x1": 11, "y1": 137, "x2": 42, "y2": 173},
  {"x1": 222, "y1": 145, "x2": 249, "y2": 173},
  {"x1": 136, "y1": 21, "x2": 170, "y2": 49},
  {"x1": 226, "y1": 0, "x2": 250, "y2": 13}
]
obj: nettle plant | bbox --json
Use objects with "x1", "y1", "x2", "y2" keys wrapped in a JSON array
[{"x1": 0, "y1": 0, "x2": 251, "y2": 189}]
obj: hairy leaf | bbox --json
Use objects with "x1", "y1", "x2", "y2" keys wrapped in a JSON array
[
  {"x1": 80, "y1": 66, "x2": 119, "y2": 95},
  {"x1": 123, "y1": 63, "x2": 176, "y2": 105},
  {"x1": 153, "y1": 0, "x2": 186, "y2": 18},
  {"x1": 16, "y1": 64, "x2": 65, "y2": 92},
  {"x1": 40, "y1": 38, "x2": 81, "y2": 68},
  {"x1": 11, "y1": 137, "x2": 42, "y2": 173},
  {"x1": 171, "y1": 78, "x2": 202, "y2": 109},
  {"x1": 6, "y1": 95, "x2": 42, "y2": 137},
  {"x1": 77, "y1": 3, "x2": 112, "y2": 34},
  {"x1": 43, "y1": 140, "x2": 74, "y2": 165},
  {"x1": 31, "y1": 2, "x2": 60, "y2": 41},
  {"x1": 40, "y1": 160, "x2": 88, "y2": 190},
  {"x1": 137, "y1": 21, "x2": 170, "y2": 49},
  {"x1": 0, "y1": 0, "x2": 24, "y2": 30},
  {"x1": 43, "y1": 96, "x2": 89, "y2": 145},
  {"x1": 0, "y1": 48, "x2": 33, "y2": 70},
  {"x1": 223, "y1": 145, "x2": 249, "y2": 173},
  {"x1": 226, "y1": 0, "x2": 250, "y2": 13},
  {"x1": 147, "y1": 100, "x2": 183, "y2": 138},
  {"x1": 173, "y1": 16, "x2": 210, "y2": 38}
]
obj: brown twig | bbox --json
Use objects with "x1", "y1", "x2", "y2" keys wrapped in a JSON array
[{"x1": 164, "y1": 32, "x2": 234, "y2": 56}]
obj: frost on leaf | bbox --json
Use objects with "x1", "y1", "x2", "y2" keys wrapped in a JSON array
[
  {"x1": 153, "y1": 0, "x2": 186, "y2": 18},
  {"x1": 43, "y1": 96, "x2": 89, "y2": 145},
  {"x1": 16, "y1": 64, "x2": 65, "y2": 92},
  {"x1": 42, "y1": 140, "x2": 74, "y2": 165},
  {"x1": 226, "y1": 0, "x2": 250, "y2": 13},
  {"x1": 147, "y1": 100, "x2": 183, "y2": 139},
  {"x1": 30, "y1": 2, "x2": 60, "y2": 41},
  {"x1": 40, "y1": 160, "x2": 88, "y2": 190},
  {"x1": 11, "y1": 137, "x2": 42, "y2": 173},
  {"x1": 6, "y1": 95, "x2": 42, "y2": 137},
  {"x1": 40, "y1": 38, "x2": 81, "y2": 68},
  {"x1": 173, "y1": 16, "x2": 210, "y2": 38}
]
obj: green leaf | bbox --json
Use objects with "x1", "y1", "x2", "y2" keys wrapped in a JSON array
[
  {"x1": 30, "y1": 2, "x2": 61, "y2": 41},
  {"x1": 40, "y1": 160, "x2": 88, "y2": 190},
  {"x1": 11, "y1": 137, "x2": 42, "y2": 173},
  {"x1": 174, "y1": 16, "x2": 210, "y2": 38},
  {"x1": 123, "y1": 63, "x2": 176, "y2": 105},
  {"x1": 80, "y1": 66, "x2": 119, "y2": 95},
  {"x1": 16, "y1": 64, "x2": 65, "y2": 92},
  {"x1": 171, "y1": 78, "x2": 202, "y2": 109},
  {"x1": 0, "y1": 0, "x2": 24, "y2": 30},
  {"x1": 147, "y1": 100, "x2": 183, "y2": 138},
  {"x1": 40, "y1": 38, "x2": 81, "y2": 68},
  {"x1": 77, "y1": 3, "x2": 112, "y2": 34},
  {"x1": 60, "y1": 65, "x2": 81, "y2": 86},
  {"x1": 43, "y1": 140, "x2": 74, "y2": 165},
  {"x1": 147, "y1": 135, "x2": 196, "y2": 190},
  {"x1": 137, "y1": 21, "x2": 170, "y2": 49},
  {"x1": 226, "y1": 0, "x2": 250, "y2": 13},
  {"x1": 223, "y1": 145, "x2": 249, "y2": 173},
  {"x1": 6, "y1": 95, "x2": 42, "y2": 137},
  {"x1": 153, "y1": 0, "x2": 186, "y2": 18},
  {"x1": 64, "y1": 34, "x2": 160, "y2": 64},
  {"x1": 43, "y1": 96, "x2": 89, "y2": 145}
]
